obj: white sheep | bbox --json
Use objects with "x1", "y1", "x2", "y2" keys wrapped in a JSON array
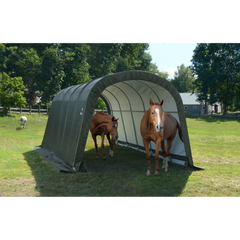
[{"x1": 19, "y1": 116, "x2": 27, "y2": 128}]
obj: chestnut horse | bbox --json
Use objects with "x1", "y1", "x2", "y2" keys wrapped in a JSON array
[
  {"x1": 140, "y1": 99, "x2": 184, "y2": 176},
  {"x1": 90, "y1": 112, "x2": 119, "y2": 160}
]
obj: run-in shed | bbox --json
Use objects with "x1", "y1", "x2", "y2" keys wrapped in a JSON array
[{"x1": 35, "y1": 70, "x2": 193, "y2": 172}]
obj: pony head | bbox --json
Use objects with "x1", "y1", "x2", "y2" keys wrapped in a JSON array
[
  {"x1": 149, "y1": 98, "x2": 164, "y2": 133},
  {"x1": 107, "y1": 116, "x2": 119, "y2": 140}
]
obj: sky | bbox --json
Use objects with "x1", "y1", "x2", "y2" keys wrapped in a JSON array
[{"x1": 147, "y1": 43, "x2": 197, "y2": 79}]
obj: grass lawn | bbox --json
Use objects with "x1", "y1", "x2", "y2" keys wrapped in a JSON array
[{"x1": 0, "y1": 113, "x2": 240, "y2": 197}]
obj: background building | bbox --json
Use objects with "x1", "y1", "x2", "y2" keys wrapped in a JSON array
[{"x1": 180, "y1": 93, "x2": 222, "y2": 115}]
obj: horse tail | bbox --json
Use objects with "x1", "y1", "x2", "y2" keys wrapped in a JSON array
[{"x1": 176, "y1": 120, "x2": 184, "y2": 143}]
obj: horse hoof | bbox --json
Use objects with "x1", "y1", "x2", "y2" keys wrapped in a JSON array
[
  {"x1": 154, "y1": 173, "x2": 159, "y2": 177},
  {"x1": 162, "y1": 166, "x2": 165, "y2": 169},
  {"x1": 146, "y1": 174, "x2": 150, "y2": 177},
  {"x1": 103, "y1": 157, "x2": 106, "y2": 160},
  {"x1": 164, "y1": 170, "x2": 168, "y2": 173},
  {"x1": 94, "y1": 157, "x2": 98, "y2": 159}
]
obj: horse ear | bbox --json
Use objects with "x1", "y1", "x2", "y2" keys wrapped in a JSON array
[
  {"x1": 112, "y1": 117, "x2": 115, "y2": 121},
  {"x1": 160, "y1": 100, "x2": 164, "y2": 106},
  {"x1": 150, "y1": 98, "x2": 154, "y2": 106}
]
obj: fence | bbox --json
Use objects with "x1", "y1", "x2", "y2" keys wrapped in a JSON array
[
  {"x1": 0, "y1": 106, "x2": 49, "y2": 114},
  {"x1": 94, "y1": 109, "x2": 108, "y2": 114},
  {"x1": 185, "y1": 112, "x2": 240, "y2": 117}
]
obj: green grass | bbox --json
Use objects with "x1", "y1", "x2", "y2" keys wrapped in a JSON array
[{"x1": 0, "y1": 113, "x2": 240, "y2": 197}]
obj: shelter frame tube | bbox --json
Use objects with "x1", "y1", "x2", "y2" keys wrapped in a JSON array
[
  {"x1": 103, "y1": 90, "x2": 128, "y2": 145},
  {"x1": 122, "y1": 81, "x2": 147, "y2": 150},
  {"x1": 112, "y1": 85, "x2": 139, "y2": 149},
  {"x1": 99, "y1": 94, "x2": 111, "y2": 114}
]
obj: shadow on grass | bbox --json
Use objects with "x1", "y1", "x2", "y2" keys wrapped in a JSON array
[
  {"x1": 0, "y1": 113, "x2": 15, "y2": 118},
  {"x1": 186, "y1": 114, "x2": 240, "y2": 123},
  {"x1": 23, "y1": 145, "x2": 194, "y2": 197}
]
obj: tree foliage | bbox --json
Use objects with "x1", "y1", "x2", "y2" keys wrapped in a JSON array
[
  {"x1": 60, "y1": 44, "x2": 90, "y2": 89},
  {"x1": 14, "y1": 47, "x2": 42, "y2": 105},
  {"x1": 39, "y1": 44, "x2": 65, "y2": 104},
  {"x1": 191, "y1": 43, "x2": 240, "y2": 113},
  {"x1": 88, "y1": 44, "x2": 123, "y2": 78},
  {"x1": 170, "y1": 64, "x2": 195, "y2": 92},
  {"x1": 0, "y1": 72, "x2": 26, "y2": 114},
  {"x1": 1, "y1": 43, "x2": 163, "y2": 106},
  {"x1": 95, "y1": 97, "x2": 107, "y2": 110}
]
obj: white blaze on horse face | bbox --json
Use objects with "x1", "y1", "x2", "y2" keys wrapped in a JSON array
[{"x1": 155, "y1": 108, "x2": 161, "y2": 132}]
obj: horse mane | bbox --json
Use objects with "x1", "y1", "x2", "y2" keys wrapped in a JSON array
[
  {"x1": 96, "y1": 123, "x2": 108, "y2": 129},
  {"x1": 145, "y1": 108, "x2": 153, "y2": 130}
]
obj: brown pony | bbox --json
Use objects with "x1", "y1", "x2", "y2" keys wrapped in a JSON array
[
  {"x1": 140, "y1": 98, "x2": 184, "y2": 176},
  {"x1": 90, "y1": 112, "x2": 119, "y2": 160}
]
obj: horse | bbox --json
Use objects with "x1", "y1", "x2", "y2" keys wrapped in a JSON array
[
  {"x1": 90, "y1": 111, "x2": 119, "y2": 160},
  {"x1": 140, "y1": 98, "x2": 184, "y2": 176},
  {"x1": 19, "y1": 116, "x2": 27, "y2": 128}
]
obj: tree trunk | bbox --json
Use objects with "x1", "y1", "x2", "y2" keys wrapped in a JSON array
[
  {"x1": 223, "y1": 104, "x2": 228, "y2": 115},
  {"x1": 45, "y1": 104, "x2": 48, "y2": 114},
  {"x1": 3, "y1": 107, "x2": 8, "y2": 115}
]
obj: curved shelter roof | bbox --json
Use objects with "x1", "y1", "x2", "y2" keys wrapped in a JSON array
[{"x1": 36, "y1": 70, "x2": 193, "y2": 172}]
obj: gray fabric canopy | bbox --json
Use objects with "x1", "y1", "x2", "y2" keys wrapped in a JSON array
[{"x1": 35, "y1": 70, "x2": 193, "y2": 172}]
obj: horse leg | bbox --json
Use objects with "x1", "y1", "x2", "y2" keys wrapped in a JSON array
[
  {"x1": 107, "y1": 133, "x2": 113, "y2": 157},
  {"x1": 161, "y1": 141, "x2": 166, "y2": 170},
  {"x1": 101, "y1": 132, "x2": 106, "y2": 160},
  {"x1": 165, "y1": 138, "x2": 173, "y2": 173},
  {"x1": 143, "y1": 138, "x2": 151, "y2": 176},
  {"x1": 154, "y1": 140, "x2": 161, "y2": 176},
  {"x1": 92, "y1": 134, "x2": 99, "y2": 159}
]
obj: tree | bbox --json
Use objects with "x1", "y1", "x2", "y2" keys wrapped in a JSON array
[
  {"x1": 87, "y1": 43, "x2": 156, "y2": 78},
  {"x1": 0, "y1": 73, "x2": 26, "y2": 114},
  {"x1": 170, "y1": 64, "x2": 195, "y2": 92},
  {"x1": 95, "y1": 97, "x2": 107, "y2": 110},
  {"x1": 60, "y1": 44, "x2": 90, "y2": 89},
  {"x1": 191, "y1": 43, "x2": 240, "y2": 114},
  {"x1": 39, "y1": 44, "x2": 65, "y2": 104},
  {"x1": 146, "y1": 62, "x2": 169, "y2": 79},
  {"x1": 88, "y1": 44, "x2": 124, "y2": 78},
  {"x1": 14, "y1": 47, "x2": 42, "y2": 109},
  {"x1": 5, "y1": 43, "x2": 50, "y2": 57},
  {"x1": 191, "y1": 43, "x2": 213, "y2": 113},
  {"x1": 0, "y1": 44, "x2": 18, "y2": 75},
  {"x1": 116, "y1": 44, "x2": 154, "y2": 72},
  {"x1": 210, "y1": 44, "x2": 240, "y2": 113}
]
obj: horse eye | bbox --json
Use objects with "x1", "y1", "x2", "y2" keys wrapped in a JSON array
[
  {"x1": 152, "y1": 112, "x2": 154, "y2": 114},
  {"x1": 112, "y1": 125, "x2": 115, "y2": 128}
]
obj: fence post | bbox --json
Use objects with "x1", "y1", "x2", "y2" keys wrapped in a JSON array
[
  {"x1": 20, "y1": 106, "x2": 22, "y2": 114},
  {"x1": 38, "y1": 105, "x2": 40, "y2": 114}
]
